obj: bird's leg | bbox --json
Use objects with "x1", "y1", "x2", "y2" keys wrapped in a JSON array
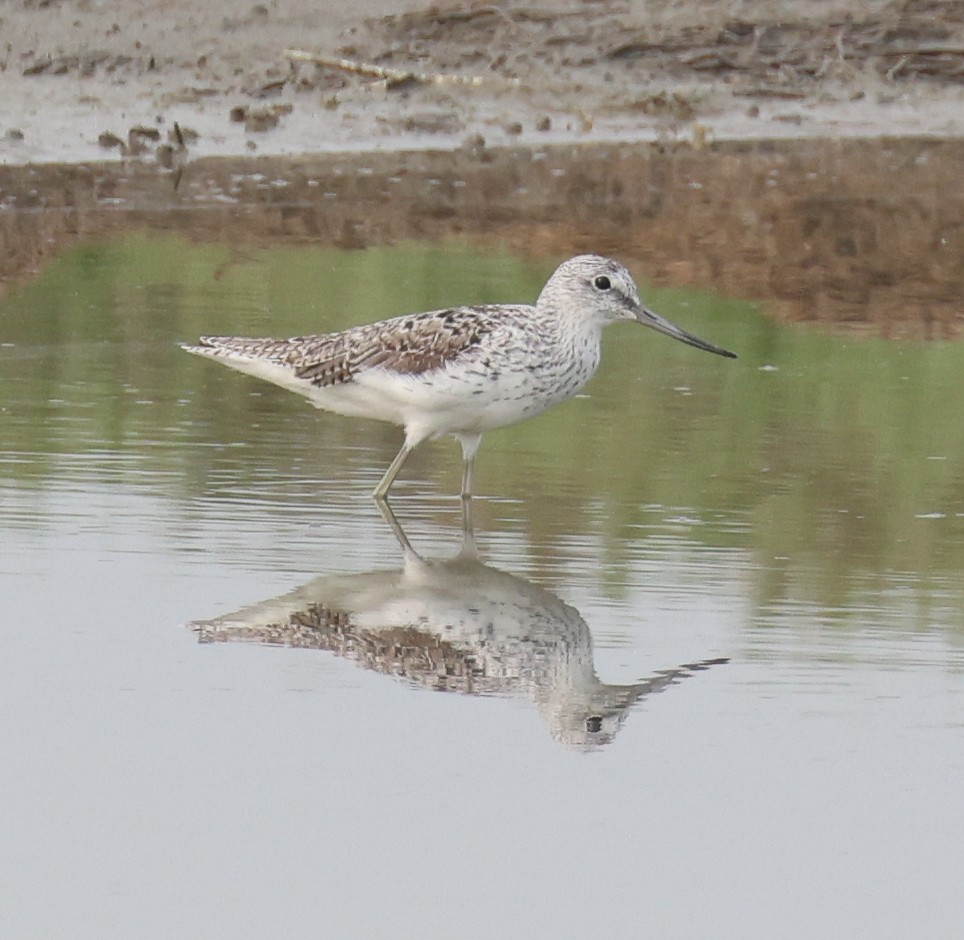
[
  {"x1": 458, "y1": 490, "x2": 479, "y2": 561},
  {"x1": 372, "y1": 442, "x2": 412, "y2": 500},
  {"x1": 373, "y1": 494, "x2": 420, "y2": 558},
  {"x1": 461, "y1": 455, "x2": 475, "y2": 499},
  {"x1": 457, "y1": 433, "x2": 482, "y2": 499}
]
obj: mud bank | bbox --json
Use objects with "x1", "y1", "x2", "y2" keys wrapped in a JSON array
[
  {"x1": 1, "y1": 0, "x2": 963, "y2": 166},
  {"x1": 2, "y1": 136, "x2": 961, "y2": 337}
]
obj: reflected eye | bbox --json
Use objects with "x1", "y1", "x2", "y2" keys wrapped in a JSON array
[
  {"x1": 586, "y1": 716, "x2": 603, "y2": 733},
  {"x1": 593, "y1": 275, "x2": 611, "y2": 291}
]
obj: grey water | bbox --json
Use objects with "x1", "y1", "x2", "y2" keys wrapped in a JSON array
[{"x1": 3, "y1": 144, "x2": 964, "y2": 938}]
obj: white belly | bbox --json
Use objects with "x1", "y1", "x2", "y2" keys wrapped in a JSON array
[{"x1": 198, "y1": 339, "x2": 598, "y2": 444}]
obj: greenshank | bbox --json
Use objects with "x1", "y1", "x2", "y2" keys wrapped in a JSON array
[{"x1": 183, "y1": 254, "x2": 736, "y2": 498}]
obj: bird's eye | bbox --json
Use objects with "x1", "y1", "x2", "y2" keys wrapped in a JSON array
[
  {"x1": 593, "y1": 275, "x2": 611, "y2": 291},
  {"x1": 586, "y1": 716, "x2": 603, "y2": 733}
]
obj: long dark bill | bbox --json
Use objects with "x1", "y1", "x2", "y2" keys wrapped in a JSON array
[{"x1": 635, "y1": 305, "x2": 737, "y2": 359}]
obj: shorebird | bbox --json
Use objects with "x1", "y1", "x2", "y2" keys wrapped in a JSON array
[
  {"x1": 189, "y1": 499, "x2": 729, "y2": 750},
  {"x1": 183, "y1": 254, "x2": 736, "y2": 498}
]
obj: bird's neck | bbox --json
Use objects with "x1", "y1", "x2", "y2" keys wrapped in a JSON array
[
  {"x1": 535, "y1": 305, "x2": 603, "y2": 388},
  {"x1": 551, "y1": 304, "x2": 605, "y2": 353}
]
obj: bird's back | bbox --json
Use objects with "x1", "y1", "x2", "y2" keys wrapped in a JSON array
[{"x1": 182, "y1": 303, "x2": 573, "y2": 433}]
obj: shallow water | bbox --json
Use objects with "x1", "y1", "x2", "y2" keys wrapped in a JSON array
[{"x1": 3, "y1": 149, "x2": 964, "y2": 937}]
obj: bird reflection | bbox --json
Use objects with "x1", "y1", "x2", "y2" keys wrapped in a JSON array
[{"x1": 188, "y1": 500, "x2": 726, "y2": 750}]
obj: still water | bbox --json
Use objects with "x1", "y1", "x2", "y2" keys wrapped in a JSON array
[{"x1": 3, "y1": 149, "x2": 964, "y2": 937}]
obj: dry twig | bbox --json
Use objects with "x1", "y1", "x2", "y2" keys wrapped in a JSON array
[{"x1": 284, "y1": 49, "x2": 517, "y2": 89}]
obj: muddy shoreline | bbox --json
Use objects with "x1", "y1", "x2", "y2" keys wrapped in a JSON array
[
  {"x1": 2, "y1": 136, "x2": 961, "y2": 337},
  {"x1": 2, "y1": 1, "x2": 963, "y2": 166},
  {"x1": 2, "y1": 2, "x2": 962, "y2": 337}
]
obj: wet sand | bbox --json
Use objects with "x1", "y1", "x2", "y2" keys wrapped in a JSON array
[{"x1": 2, "y1": 0, "x2": 963, "y2": 165}]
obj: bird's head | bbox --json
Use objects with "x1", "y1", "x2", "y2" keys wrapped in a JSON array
[{"x1": 539, "y1": 255, "x2": 736, "y2": 359}]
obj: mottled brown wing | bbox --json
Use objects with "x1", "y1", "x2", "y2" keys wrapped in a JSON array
[{"x1": 294, "y1": 307, "x2": 496, "y2": 388}]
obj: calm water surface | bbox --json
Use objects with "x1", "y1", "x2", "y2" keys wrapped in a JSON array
[{"x1": 3, "y1": 232, "x2": 964, "y2": 937}]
